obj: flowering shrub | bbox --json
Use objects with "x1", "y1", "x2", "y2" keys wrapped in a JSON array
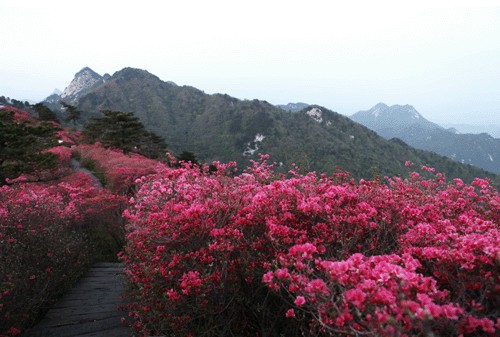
[
  {"x1": 0, "y1": 173, "x2": 125, "y2": 336},
  {"x1": 46, "y1": 146, "x2": 73, "y2": 166},
  {"x1": 0, "y1": 106, "x2": 37, "y2": 123},
  {"x1": 394, "y1": 176, "x2": 500, "y2": 334},
  {"x1": 0, "y1": 107, "x2": 60, "y2": 184},
  {"x1": 74, "y1": 143, "x2": 164, "y2": 194},
  {"x1": 121, "y1": 159, "x2": 297, "y2": 336},
  {"x1": 3, "y1": 145, "x2": 75, "y2": 185},
  {"x1": 56, "y1": 128, "x2": 82, "y2": 145},
  {"x1": 265, "y1": 251, "x2": 464, "y2": 336},
  {"x1": 121, "y1": 157, "x2": 499, "y2": 336}
]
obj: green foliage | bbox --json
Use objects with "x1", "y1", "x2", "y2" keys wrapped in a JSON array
[
  {"x1": 33, "y1": 103, "x2": 58, "y2": 122},
  {"x1": 139, "y1": 131, "x2": 168, "y2": 159},
  {"x1": 0, "y1": 110, "x2": 59, "y2": 184},
  {"x1": 78, "y1": 157, "x2": 108, "y2": 187},
  {"x1": 82, "y1": 110, "x2": 167, "y2": 158},
  {"x1": 73, "y1": 68, "x2": 498, "y2": 183},
  {"x1": 60, "y1": 101, "x2": 81, "y2": 125},
  {"x1": 0, "y1": 96, "x2": 30, "y2": 109},
  {"x1": 88, "y1": 226, "x2": 124, "y2": 262},
  {"x1": 175, "y1": 150, "x2": 199, "y2": 166}
]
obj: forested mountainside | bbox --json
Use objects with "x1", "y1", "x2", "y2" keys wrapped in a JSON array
[
  {"x1": 351, "y1": 103, "x2": 500, "y2": 174},
  {"x1": 45, "y1": 67, "x2": 497, "y2": 181}
]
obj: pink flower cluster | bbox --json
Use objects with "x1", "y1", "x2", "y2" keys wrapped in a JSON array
[
  {"x1": 265, "y1": 250, "x2": 466, "y2": 336},
  {"x1": 121, "y1": 156, "x2": 499, "y2": 336},
  {"x1": 74, "y1": 143, "x2": 164, "y2": 194},
  {"x1": 46, "y1": 146, "x2": 73, "y2": 166},
  {"x1": 0, "y1": 172, "x2": 125, "y2": 336},
  {"x1": 56, "y1": 128, "x2": 82, "y2": 145},
  {"x1": 0, "y1": 106, "x2": 36, "y2": 123}
]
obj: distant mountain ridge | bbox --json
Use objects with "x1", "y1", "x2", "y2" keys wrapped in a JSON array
[
  {"x1": 441, "y1": 123, "x2": 500, "y2": 138},
  {"x1": 43, "y1": 67, "x2": 497, "y2": 182},
  {"x1": 351, "y1": 103, "x2": 443, "y2": 132},
  {"x1": 351, "y1": 103, "x2": 500, "y2": 174},
  {"x1": 276, "y1": 102, "x2": 310, "y2": 112}
]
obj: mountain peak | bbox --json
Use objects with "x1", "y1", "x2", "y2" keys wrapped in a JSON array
[
  {"x1": 351, "y1": 103, "x2": 442, "y2": 134},
  {"x1": 113, "y1": 67, "x2": 159, "y2": 81},
  {"x1": 351, "y1": 103, "x2": 500, "y2": 174},
  {"x1": 391, "y1": 104, "x2": 422, "y2": 119},
  {"x1": 373, "y1": 102, "x2": 388, "y2": 109},
  {"x1": 75, "y1": 66, "x2": 100, "y2": 77},
  {"x1": 276, "y1": 102, "x2": 310, "y2": 112},
  {"x1": 61, "y1": 67, "x2": 104, "y2": 101},
  {"x1": 369, "y1": 103, "x2": 389, "y2": 117},
  {"x1": 360, "y1": 103, "x2": 423, "y2": 121}
]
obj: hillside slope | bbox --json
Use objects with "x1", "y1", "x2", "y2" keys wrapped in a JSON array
[
  {"x1": 351, "y1": 103, "x2": 500, "y2": 174},
  {"x1": 48, "y1": 67, "x2": 497, "y2": 181}
]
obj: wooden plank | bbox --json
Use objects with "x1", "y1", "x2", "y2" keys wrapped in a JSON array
[
  {"x1": 45, "y1": 310, "x2": 124, "y2": 323},
  {"x1": 61, "y1": 291, "x2": 124, "y2": 302},
  {"x1": 35, "y1": 310, "x2": 125, "y2": 328},
  {"x1": 92, "y1": 262, "x2": 125, "y2": 268},
  {"x1": 50, "y1": 293, "x2": 126, "y2": 308},
  {"x1": 25, "y1": 263, "x2": 132, "y2": 337},
  {"x1": 26, "y1": 316, "x2": 126, "y2": 337},
  {"x1": 82, "y1": 272, "x2": 124, "y2": 278},
  {"x1": 71, "y1": 326, "x2": 132, "y2": 337},
  {"x1": 67, "y1": 283, "x2": 124, "y2": 291},
  {"x1": 46, "y1": 303, "x2": 126, "y2": 318}
]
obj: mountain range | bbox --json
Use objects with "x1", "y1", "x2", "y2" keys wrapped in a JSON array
[
  {"x1": 43, "y1": 67, "x2": 497, "y2": 182},
  {"x1": 276, "y1": 102, "x2": 310, "y2": 113},
  {"x1": 441, "y1": 123, "x2": 500, "y2": 139},
  {"x1": 350, "y1": 103, "x2": 500, "y2": 174}
]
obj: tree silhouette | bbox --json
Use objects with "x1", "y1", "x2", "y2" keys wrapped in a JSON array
[
  {"x1": 0, "y1": 109, "x2": 58, "y2": 184},
  {"x1": 33, "y1": 103, "x2": 58, "y2": 122},
  {"x1": 83, "y1": 110, "x2": 167, "y2": 158},
  {"x1": 176, "y1": 150, "x2": 199, "y2": 166},
  {"x1": 60, "y1": 101, "x2": 81, "y2": 125}
]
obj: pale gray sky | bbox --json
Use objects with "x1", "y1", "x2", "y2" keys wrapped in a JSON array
[{"x1": 1, "y1": 0, "x2": 499, "y2": 124}]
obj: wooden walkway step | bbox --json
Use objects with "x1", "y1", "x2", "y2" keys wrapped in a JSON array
[{"x1": 24, "y1": 263, "x2": 132, "y2": 337}]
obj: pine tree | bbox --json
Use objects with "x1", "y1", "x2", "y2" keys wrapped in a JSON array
[
  {"x1": 60, "y1": 102, "x2": 81, "y2": 125},
  {"x1": 140, "y1": 131, "x2": 168, "y2": 159},
  {"x1": 33, "y1": 103, "x2": 58, "y2": 122},
  {"x1": 176, "y1": 150, "x2": 199, "y2": 166},
  {"x1": 0, "y1": 110, "x2": 58, "y2": 184},
  {"x1": 83, "y1": 110, "x2": 167, "y2": 157}
]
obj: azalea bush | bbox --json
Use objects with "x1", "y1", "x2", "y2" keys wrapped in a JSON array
[
  {"x1": 0, "y1": 106, "x2": 80, "y2": 185},
  {"x1": 265, "y1": 250, "x2": 465, "y2": 336},
  {"x1": 121, "y1": 156, "x2": 499, "y2": 336},
  {"x1": 0, "y1": 107, "x2": 59, "y2": 185},
  {"x1": 55, "y1": 127, "x2": 82, "y2": 145},
  {"x1": 3, "y1": 145, "x2": 74, "y2": 185},
  {"x1": 0, "y1": 106, "x2": 37, "y2": 123},
  {"x1": 0, "y1": 173, "x2": 125, "y2": 336},
  {"x1": 73, "y1": 143, "x2": 164, "y2": 194}
]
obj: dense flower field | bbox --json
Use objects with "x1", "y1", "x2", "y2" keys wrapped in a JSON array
[
  {"x1": 0, "y1": 165, "x2": 125, "y2": 336},
  {"x1": 73, "y1": 143, "x2": 164, "y2": 194},
  {"x1": 0, "y1": 108, "x2": 166, "y2": 336},
  {"x1": 121, "y1": 156, "x2": 499, "y2": 336}
]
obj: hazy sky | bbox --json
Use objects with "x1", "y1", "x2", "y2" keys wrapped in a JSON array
[{"x1": 1, "y1": 0, "x2": 499, "y2": 124}]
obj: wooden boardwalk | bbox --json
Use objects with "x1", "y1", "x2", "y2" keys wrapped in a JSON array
[{"x1": 25, "y1": 263, "x2": 132, "y2": 337}]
